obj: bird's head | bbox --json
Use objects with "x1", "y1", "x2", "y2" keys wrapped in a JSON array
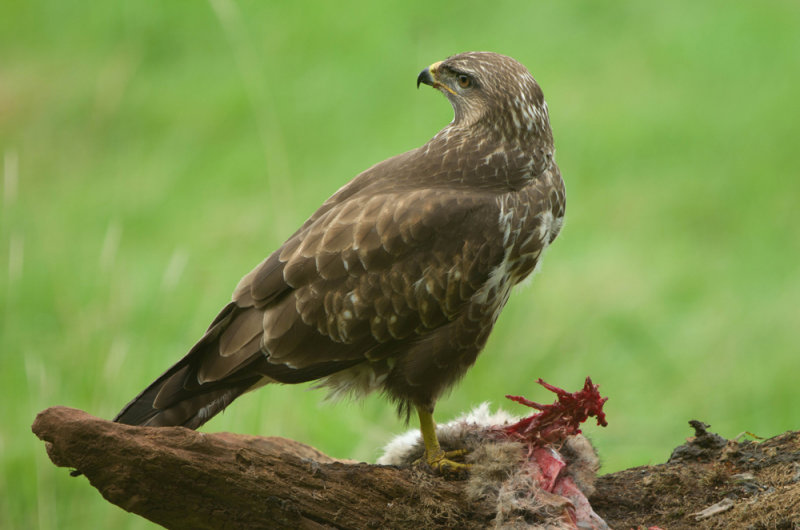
[{"x1": 417, "y1": 52, "x2": 552, "y2": 146}]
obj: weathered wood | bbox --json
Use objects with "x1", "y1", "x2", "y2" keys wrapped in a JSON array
[
  {"x1": 32, "y1": 407, "x2": 493, "y2": 529},
  {"x1": 32, "y1": 407, "x2": 800, "y2": 529}
]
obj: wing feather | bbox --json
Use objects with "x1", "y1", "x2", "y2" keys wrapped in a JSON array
[
  {"x1": 221, "y1": 188, "x2": 506, "y2": 380},
  {"x1": 219, "y1": 308, "x2": 263, "y2": 357},
  {"x1": 120, "y1": 188, "x2": 552, "y2": 426},
  {"x1": 197, "y1": 334, "x2": 262, "y2": 384}
]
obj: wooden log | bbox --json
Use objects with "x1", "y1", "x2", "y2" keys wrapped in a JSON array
[
  {"x1": 31, "y1": 406, "x2": 493, "y2": 529},
  {"x1": 32, "y1": 406, "x2": 800, "y2": 529}
]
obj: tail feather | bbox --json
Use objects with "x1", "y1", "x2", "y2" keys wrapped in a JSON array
[
  {"x1": 113, "y1": 357, "x2": 265, "y2": 428},
  {"x1": 117, "y1": 376, "x2": 264, "y2": 428},
  {"x1": 113, "y1": 302, "x2": 266, "y2": 428},
  {"x1": 112, "y1": 301, "x2": 364, "y2": 429}
]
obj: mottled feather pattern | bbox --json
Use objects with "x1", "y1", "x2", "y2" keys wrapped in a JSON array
[
  {"x1": 257, "y1": 190, "x2": 504, "y2": 357},
  {"x1": 113, "y1": 52, "x2": 565, "y2": 429}
]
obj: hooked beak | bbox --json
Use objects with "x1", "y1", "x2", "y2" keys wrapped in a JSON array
[
  {"x1": 417, "y1": 61, "x2": 454, "y2": 95},
  {"x1": 417, "y1": 61, "x2": 458, "y2": 96},
  {"x1": 417, "y1": 63, "x2": 437, "y2": 88}
]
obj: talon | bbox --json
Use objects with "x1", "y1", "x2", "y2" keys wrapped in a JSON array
[
  {"x1": 431, "y1": 452, "x2": 471, "y2": 476},
  {"x1": 416, "y1": 447, "x2": 471, "y2": 476},
  {"x1": 415, "y1": 406, "x2": 471, "y2": 477},
  {"x1": 443, "y1": 448, "x2": 469, "y2": 460}
]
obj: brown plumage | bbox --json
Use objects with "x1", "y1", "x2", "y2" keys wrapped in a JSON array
[{"x1": 115, "y1": 52, "x2": 565, "y2": 468}]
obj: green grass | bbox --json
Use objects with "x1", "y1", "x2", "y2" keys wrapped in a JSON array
[{"x1": 2, "y1": 1, "x2": 800, "y2": 527}]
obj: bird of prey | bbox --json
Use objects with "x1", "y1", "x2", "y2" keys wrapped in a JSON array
[{"x1": 114, "y1": 51, "x2": 565, "y2": 474}]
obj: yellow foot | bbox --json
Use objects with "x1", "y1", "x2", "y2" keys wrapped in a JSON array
[
  {"x1": 415, "y1": 406, "x2": 471, "y2": 476},
  {"x1": 420, "y1": 448, "x2": 471, "y2": 476}
]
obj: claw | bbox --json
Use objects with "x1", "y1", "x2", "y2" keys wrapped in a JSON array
[
  {"x1": 416, "y1": 406, "x2": 471, "y2": 477},
  {"x1": 426, "y1": 448, "x2": 471, "y2": 476},
  {"x1": 443, "y1": 448, "x2": 469, "y2": 460}
]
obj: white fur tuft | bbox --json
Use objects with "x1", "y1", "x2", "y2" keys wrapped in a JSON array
[{"x1": 376, "y1": 403, "x2": 519, "y2": 465}]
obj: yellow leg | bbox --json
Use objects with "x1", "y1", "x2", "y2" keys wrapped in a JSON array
[{"x1": 416, "y1": 406, "x2": 470, "y2": 475}]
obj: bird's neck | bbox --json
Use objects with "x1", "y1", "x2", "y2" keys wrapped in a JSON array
[{"x1": 428, "y1": 121, "x2": 555, "y2": 191}]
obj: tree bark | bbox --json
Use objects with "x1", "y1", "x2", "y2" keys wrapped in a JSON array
[
  {"x1": 32, "y1": 406, "x2": 800, "y2": 529},
  {"x1": 32, "y1": 407, "x2": 493, "y2": 529}
]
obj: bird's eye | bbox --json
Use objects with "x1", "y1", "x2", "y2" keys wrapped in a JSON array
[{"x1": 457, "y1": 74, "x2": 472, "y2": 89}]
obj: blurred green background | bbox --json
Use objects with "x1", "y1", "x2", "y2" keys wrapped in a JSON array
[{"x1": 2, "y1": 0, "x2": 799, "y2": 527}]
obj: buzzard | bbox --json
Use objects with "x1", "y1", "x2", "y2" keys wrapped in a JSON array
[{"x1": 115, "y1": 52, "x2": 565, "y2": 473}]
